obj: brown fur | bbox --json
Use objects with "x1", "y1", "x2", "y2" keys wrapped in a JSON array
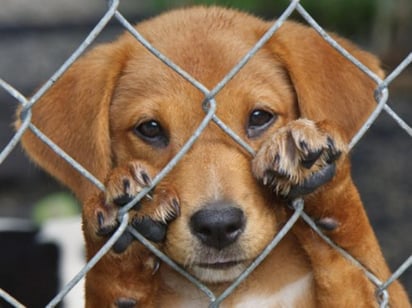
[{"x1": 16, "y1": 7, "x2": 409, "y2": 307}]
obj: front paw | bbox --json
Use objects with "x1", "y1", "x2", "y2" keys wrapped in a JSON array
[
  {"x1": 86, "y1": 161, "x2": 180, "y2": 252},
  {"x1": 252, "y1": 119, "x2": 346, "y2": 199}
]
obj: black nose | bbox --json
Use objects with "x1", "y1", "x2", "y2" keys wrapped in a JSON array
[{"x1": 190, "y1": 204, "x2": 245, "y2": 250}]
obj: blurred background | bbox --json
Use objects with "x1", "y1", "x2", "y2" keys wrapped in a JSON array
[{"x1": 0, "y1": 0, "x2": 411, "y2": 306}]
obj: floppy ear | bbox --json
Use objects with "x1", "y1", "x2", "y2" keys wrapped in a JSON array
[
  {"x1": 16, "y1": 43, "x2": 129, "y2": 202},
  {"x1": 266, "y1": 21, "x2": 384, "y2": 140}
]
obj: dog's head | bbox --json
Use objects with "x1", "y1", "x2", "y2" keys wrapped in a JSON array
[{"x1": 18, "y1": 7, "x2": 382, "y2": 283}]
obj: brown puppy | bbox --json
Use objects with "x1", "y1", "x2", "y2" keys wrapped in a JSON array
[{"x1": 17, "y1": 6, "x2": 410, "y2": 307}]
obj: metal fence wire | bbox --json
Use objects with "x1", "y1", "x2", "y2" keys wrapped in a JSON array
[{"x1": 1, "y1": 0, "x2": 411, "y2": 307}]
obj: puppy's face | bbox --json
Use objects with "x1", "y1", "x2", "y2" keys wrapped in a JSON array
[
  {"x1": 20, "y1": 7, "x2": 380, "y2": 286},
  {"x1": 109, "y1": 19, "x2": 298, "y2": 283}
]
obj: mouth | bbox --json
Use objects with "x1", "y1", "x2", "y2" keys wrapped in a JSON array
[
  {"x1": 196, "y1": 260, "x2": 244, "y2": 270},
  {"x1": 190, "y1": 258, "x2": 248, "y2": 283}
]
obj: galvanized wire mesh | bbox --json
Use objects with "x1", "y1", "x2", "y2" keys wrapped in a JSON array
[{"x1": 1, "y1": 0, "x2": 411, "y2": 307}]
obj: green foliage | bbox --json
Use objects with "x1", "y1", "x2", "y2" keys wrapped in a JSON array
[
  {"x1": 32, "y1": 192, "x2": 80, "y2": 224},
  {"x1": 299, "y1": 0, "x2": 376, "y2": 37},
  {"x1": 152, "y1": 0, "x2": 377, "y2": 38}
]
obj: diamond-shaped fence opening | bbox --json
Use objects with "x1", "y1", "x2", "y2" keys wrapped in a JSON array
[{"x1": 0, "y1": 0, "x2": 410, "y2": 307}]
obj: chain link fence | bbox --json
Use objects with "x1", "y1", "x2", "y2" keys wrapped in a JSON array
[{"x1": 0, "y1": 0, "x2": 411, "y2": 307}]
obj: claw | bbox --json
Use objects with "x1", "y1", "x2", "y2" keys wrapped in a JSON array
[
  {"x1": 141, "y1": 171, "x2": 152, "y2": 186},
  {"x1": 123, "y1": 178, "x2": 131, "y2": 194},
  {"x1": 96, "y1": 211, "x2": 117, "y2": 236},
  {"x1": 263, "y1": 171, "x2": 274, "y2": 186},
  {"x1": 169, "y1": 198, "x2": 181, "y2": 221},
  {"x1": 301, "y1": 148, "x2": 323, "y2": 169},
  {"x1": 326, "y1": 150, "x2": 341, "y2": 164},
  {"x1": 299, "y1": 140, "x2": 309, "y2": 154},
  {"x1": 152, "y1": 259, "x2": 161, "y2": 275},
  {"x1": 264, "y1": 168, "x2": 289, "y2": 186},
  {"x1": 325, "y1": 137, "x2": 342, "y2": 163},
  {"x1": 128, "y1": 162, "x2": 152, "y2": 187},
  {"x1": 97, "y1": 211, "x2": 104, "y2": 229},
  {"x1": 273, "y1": 153, "x2": 280, "y2": 166}
]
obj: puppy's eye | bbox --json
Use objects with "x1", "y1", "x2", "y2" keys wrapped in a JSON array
[
  {"x1": 134, "y1": 120, "x2": 168, "y2": 147},
  {"x1": 247, "y1": 109, "x2": 276, "y2": 138}
]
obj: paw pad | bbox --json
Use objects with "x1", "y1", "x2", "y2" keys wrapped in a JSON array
[{"x1": 115, "y1": 297, "x2": 137, "y2": 308}]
